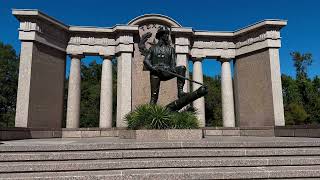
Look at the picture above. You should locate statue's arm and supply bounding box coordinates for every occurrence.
[143,50,155,72]
[138,32,152,56]
[171,47,176,68]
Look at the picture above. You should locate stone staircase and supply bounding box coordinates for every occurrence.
[1,137,320,179]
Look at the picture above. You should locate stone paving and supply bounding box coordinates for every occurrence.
[1,136,320,146]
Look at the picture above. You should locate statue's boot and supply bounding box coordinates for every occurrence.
[177,79,188,98]
[150,93,158,104]
[176,66,187,98]
[150,75,160,104]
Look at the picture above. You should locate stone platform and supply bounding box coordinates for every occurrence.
[1,136,320,179]
[1,125,320,141]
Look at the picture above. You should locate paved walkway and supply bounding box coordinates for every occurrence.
[1,136,320,147]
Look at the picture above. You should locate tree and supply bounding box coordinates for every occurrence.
[282,51,320,125]
[204,75,222,126]
[282,75,302,105]
[290,51,312,80]
[284,102,309,125]
[281,74,307,125]
[79,61,102,127]
[0,42,19,127]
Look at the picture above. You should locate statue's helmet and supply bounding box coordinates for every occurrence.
[155,26,170,39]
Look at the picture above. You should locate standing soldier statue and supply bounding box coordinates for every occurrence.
[143,27,187,104]
[139,26,208,111]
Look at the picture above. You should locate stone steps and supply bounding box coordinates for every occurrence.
[0,166,320,179]
[1,147,320,162]
[2,139,320,152]
[1,137,320,179]
[1,156,320,173]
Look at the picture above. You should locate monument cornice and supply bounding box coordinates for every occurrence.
[192,19,287,38]
[13,10,287,57]
[13,10,286,39]
[68,25,139,33]
[12,9,68,30]
[233,19,287,36]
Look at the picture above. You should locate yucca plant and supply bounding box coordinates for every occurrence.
[171,111,199,129]
[125,104,150,130]
[125,104,199,130]
[125,104,172,129]
[148,105,172,129]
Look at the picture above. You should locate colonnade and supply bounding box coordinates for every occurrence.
[65,54,236,128]
[66,55,115,128]
[192,58,235,127]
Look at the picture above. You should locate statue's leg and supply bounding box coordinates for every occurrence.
[150,75,161,104]
[175,66,187,98]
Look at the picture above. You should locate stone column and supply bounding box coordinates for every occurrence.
[175,37,191,93]
[177,54,190,93]
[116,52,132,128]
[15,41,34,127]
[115,34,134,128]
[66,54,83,128]
[99,56,113,128]
[220,58,235,127]
[192,57,205,127]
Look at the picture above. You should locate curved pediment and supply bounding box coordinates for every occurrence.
[128,14,181,27]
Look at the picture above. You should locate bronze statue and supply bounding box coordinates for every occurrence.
[139,26,208,111]
[143,27,187,104]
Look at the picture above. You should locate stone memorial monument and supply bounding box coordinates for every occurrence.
[12,10,287,129]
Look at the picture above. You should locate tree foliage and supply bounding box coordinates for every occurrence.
[0,42,18,128]
[290,51,312,80]
[282,51,320,125]
[79,61,102,127]
[203,75,222,126]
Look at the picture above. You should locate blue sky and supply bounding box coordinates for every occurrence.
[1,0,319,78]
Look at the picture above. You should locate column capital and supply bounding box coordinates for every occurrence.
[69,54,84,59]
[218,58,233,63]
[175,45,190,54]
[116,44,134,54]
[174,37,190,46]
[100,55,113,60]
[191,57,204,62]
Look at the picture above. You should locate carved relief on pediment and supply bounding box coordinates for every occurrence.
[235,30,280,48]
[68,37,115,46]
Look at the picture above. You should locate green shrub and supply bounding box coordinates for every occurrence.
[172,111,199,129]
[125,104,172,129]
[125,104,199,129]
